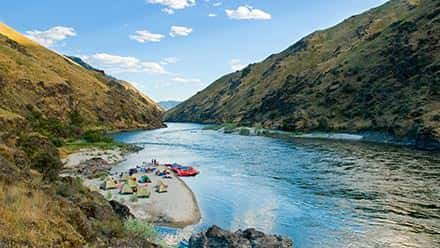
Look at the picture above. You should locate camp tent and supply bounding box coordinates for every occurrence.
[101,179,117,190]
[156,180,168,193]
[136,186,150,198]
[138,175,151,183]
[105,176,115,181]
[119,184,134,194]
[120,174,130,182]
[128,178,138,188]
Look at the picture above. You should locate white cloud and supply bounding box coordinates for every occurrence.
[129,30,165,43]
[226,6,272,20]
[147,0,196,10]
[161,8,175,14]
[82,53,167,74]
[213,2,222,7]
[141,62,168,74]
[161,57,180,65]
[208,13,217,17]
[26,26,76,47]
[171,77,202,83]
[230,59,246,71]
[170,26,193,37]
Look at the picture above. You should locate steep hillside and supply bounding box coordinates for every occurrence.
[0,23,164,246]
[165,0,440,149]
[0,23,164,133]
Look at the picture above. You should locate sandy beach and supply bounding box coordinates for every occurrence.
[63,149,201,228]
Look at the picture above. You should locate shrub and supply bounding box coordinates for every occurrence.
[124,219,158,243]
[129,195,138,202]
[82,130,114,143]
[18,133,62,181]
[105,191,112,200]
[238,128,250,136]
[50,137,64,147]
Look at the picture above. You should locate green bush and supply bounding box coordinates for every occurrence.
[129,195,138,202]
[124,219,158,243]
[18,133,63,181]
[238,128,250,136]
[223,123,237,133]
[50,137,64,147]
[82,130,114,143]
[105,191,113,200]
[202,125,222,130]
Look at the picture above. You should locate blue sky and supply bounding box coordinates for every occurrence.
[1,0,387,101]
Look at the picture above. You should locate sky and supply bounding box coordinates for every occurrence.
[1,0,388,102]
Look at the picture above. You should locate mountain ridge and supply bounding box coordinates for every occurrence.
[165,0,440,150]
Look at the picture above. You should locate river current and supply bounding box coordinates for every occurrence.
[113,122,440,248]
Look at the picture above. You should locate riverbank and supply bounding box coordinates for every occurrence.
[61,148,201,228]
[203,124,420,148]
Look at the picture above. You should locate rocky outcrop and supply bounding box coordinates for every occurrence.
[109,200,134,220]
[189,225,293,248]
[70,157,112,178]
[415,128,440,151]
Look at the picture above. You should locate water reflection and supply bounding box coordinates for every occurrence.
[113,123,440,248]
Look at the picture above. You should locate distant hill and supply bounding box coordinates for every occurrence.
[159,100,181,110]
[0,22,164,132]
[165,0,440,150]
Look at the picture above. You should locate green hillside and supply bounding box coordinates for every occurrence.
[165,0,440,150]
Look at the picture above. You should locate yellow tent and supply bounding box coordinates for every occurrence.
[128,178,138,188]
[136,186,150,198]
[120,174,130,182]
[156,180,168,193]
[105,176,115,181]
[119,183,133,194]
[101,179,117,190]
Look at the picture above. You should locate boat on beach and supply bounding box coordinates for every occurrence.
[167,163,200,177]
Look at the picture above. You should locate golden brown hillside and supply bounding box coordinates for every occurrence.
[0,22,164,132]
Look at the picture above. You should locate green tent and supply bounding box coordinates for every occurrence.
[119,183,133,194]
[136,186,150,198]
[139,175,151,183]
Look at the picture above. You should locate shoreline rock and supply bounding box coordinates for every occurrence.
[189,225,293,248]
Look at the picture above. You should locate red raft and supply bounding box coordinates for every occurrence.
[168,163,200,177]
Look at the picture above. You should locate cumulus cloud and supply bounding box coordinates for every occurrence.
[26,26,76,47]
[82,53,167,74]
[213,2,222,7]
[208,13,217,17]
[161,57,180,65]
[226,5,272,20]
[147,0,196,10]
[171,77,202,83]
[161,8,175,14]
[170,26,193,37]
[129,30,165,43]
[230,59,246,71]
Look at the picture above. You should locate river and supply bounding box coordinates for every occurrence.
[112,122,440,248]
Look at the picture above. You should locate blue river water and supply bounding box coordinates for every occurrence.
[113,122,440,248]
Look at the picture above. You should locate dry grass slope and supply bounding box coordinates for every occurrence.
[0,22,164,131]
